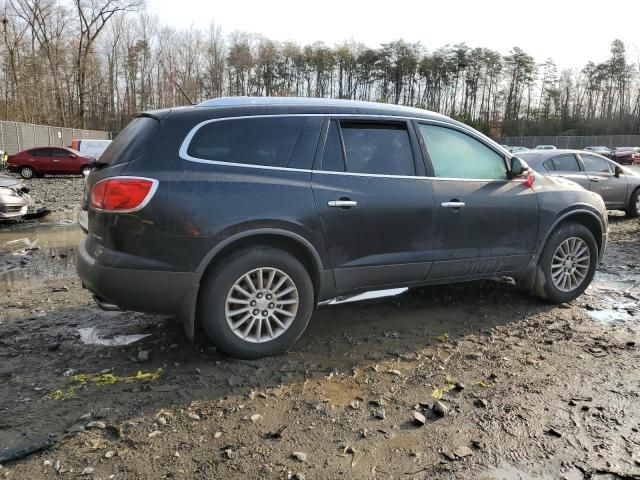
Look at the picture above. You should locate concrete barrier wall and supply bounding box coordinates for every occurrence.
[0,121,111,154]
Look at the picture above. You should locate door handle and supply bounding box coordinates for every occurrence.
[590,178,600,182]
[441,201,466,209]
[328,199,357,208]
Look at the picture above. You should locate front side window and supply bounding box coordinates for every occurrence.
[187,117,307,168]
[551,154,581,172]
[51,149,71,158]
[581,154,612,173]
[419,124,506,180]
[340,121,415,176]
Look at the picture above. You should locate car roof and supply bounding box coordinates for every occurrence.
[196,96,448,117]
[148,96,463,126]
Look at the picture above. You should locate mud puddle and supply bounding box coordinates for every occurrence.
[0,220,84,288]
[584,270,640,323]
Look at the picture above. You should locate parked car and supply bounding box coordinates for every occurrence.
[519,149,640,216]
[70,139,112,159]
[509,146,529,153]
[0,174,33,220]
[611,147,640,165]
[7,147,94,179]
[584,146,612,157]
[77,97,608,359]
[534,145,557,150]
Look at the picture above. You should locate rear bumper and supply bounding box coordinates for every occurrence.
[77,236,200,318]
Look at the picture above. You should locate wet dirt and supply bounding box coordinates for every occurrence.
[0,185,639,478]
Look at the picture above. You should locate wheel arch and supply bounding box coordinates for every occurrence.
[181,229,326,341]
[542,209,605,258]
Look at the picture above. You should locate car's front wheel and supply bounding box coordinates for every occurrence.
[534,222,598,303]
[199,246,314,359]
[20,166,35,179]
[625,187,640,218]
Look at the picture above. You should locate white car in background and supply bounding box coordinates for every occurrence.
[71,139,112,159]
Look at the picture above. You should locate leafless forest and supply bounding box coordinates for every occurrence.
[1,0,639,136]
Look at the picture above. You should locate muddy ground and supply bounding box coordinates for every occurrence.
[1,176,640,479]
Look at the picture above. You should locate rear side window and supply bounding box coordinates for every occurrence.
[340,121,414,176]
[551,154,581,172]
[30,149,50,157]
[543,159,556,171]
[99,116,159,166]
[419,124,506,180]
[187,117,307,168]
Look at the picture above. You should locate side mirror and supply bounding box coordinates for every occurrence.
[69,153,78,159]
[508,156,530,179]
[614,165,623,178]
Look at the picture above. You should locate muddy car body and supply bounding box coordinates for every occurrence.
[0,175,33,220]
[77,97,608,358]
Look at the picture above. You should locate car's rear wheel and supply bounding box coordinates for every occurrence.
[199,246,314,359]
[20,166,34,179]
[534,222,598,303]
[625,187,640,218]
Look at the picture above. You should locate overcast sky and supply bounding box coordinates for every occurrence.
[147,0,639,69]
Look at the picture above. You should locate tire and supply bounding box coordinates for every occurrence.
[533,222,598,303]
[198,246,314,359]
[625,187,640,218]
[20,166,35,179]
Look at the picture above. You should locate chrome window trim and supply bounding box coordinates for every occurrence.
[178,113,513,182]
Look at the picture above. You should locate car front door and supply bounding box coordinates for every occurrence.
[50,148,78,173]
[579,153,628,207]
[543,153,590,189]
[311,118,435,292]
[417,123,539,280]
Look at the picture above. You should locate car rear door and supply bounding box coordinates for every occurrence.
[579,153,627,207]
[27,148,50,173]
[311,118,435,292]
[416,122,539,280]
[544,153,590,189]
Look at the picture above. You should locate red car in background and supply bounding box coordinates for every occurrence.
[7,146,94,179]
[612,147,640,165]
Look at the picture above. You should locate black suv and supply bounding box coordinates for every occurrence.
[78,97,608,358]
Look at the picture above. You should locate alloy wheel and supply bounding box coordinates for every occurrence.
[225,267,299,343]
[550,237,590,292]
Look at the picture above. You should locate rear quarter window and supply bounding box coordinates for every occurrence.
[98,116,159,166]
[186,117,312,168]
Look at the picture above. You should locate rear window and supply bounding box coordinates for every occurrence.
[98,116,159,166]
[187,117,308,168]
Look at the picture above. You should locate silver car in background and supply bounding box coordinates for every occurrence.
[0,175,33,220]
[519,149,640,217]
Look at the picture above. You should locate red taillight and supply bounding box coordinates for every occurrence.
[91,177,157,212]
